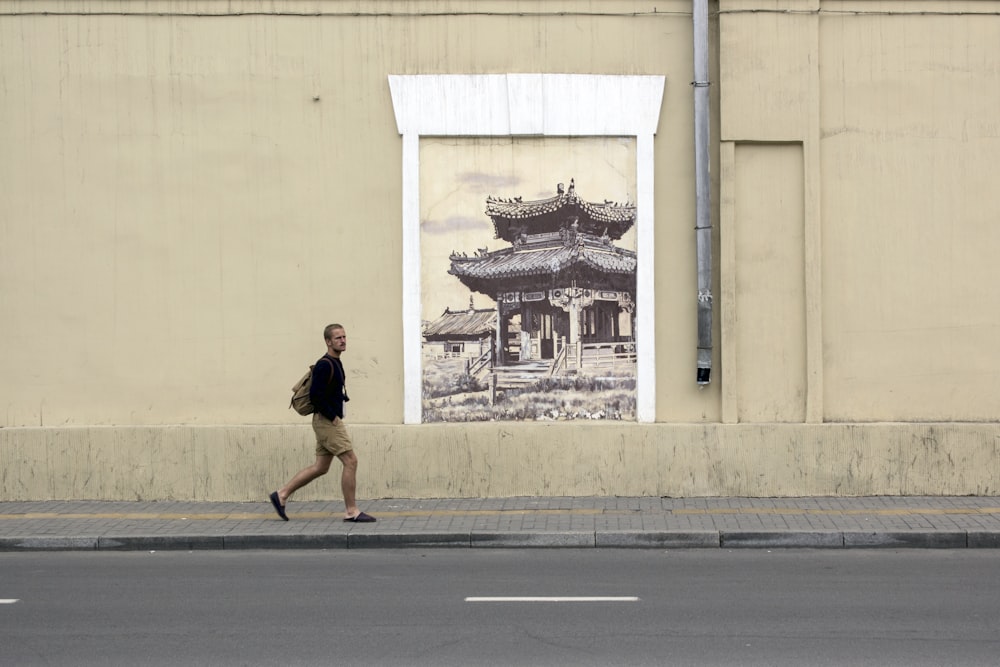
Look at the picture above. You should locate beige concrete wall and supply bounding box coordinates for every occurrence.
[720,0,1000,424]
[3,1,999,500]
[819,2,1000,420]
[731,143,808,422]
[0,0,704,428]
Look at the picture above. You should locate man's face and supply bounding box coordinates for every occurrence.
[328,328,347,352]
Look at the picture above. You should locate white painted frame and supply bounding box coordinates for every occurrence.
[389,74,666,424]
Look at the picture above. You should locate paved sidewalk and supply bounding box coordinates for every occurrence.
[2,496,1000,551]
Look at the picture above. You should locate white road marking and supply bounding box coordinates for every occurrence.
[0,599,19,604]
[465,596,639,603]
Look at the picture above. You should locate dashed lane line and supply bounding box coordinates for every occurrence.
[466,597,640,603]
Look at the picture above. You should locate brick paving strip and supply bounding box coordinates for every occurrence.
[3,506,1000,521]
[1,498,999,551]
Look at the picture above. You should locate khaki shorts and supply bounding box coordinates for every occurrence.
[312,413,354,457]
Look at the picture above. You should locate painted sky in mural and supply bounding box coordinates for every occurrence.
[421,137,636,315]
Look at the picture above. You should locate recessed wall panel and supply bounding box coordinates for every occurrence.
[735,143,807,423]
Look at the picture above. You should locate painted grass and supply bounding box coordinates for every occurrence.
[422,357,635,422]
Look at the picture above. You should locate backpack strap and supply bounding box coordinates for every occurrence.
[316,355,339,391]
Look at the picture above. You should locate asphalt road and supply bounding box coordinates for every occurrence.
[2,549,999,666]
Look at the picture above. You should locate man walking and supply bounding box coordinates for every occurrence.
[270,324,376,522]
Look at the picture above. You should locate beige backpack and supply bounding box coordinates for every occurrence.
[289,359,333,415]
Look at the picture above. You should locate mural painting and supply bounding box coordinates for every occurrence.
[421,137,637,422]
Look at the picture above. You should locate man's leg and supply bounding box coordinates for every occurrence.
[277,454,334,505]
[338,450,360,518]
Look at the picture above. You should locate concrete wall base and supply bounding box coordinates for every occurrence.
[2,423,998,501]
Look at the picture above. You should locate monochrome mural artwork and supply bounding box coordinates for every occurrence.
[421,137,637,422]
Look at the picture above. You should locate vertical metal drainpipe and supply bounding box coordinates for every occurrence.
[693,0,713,385]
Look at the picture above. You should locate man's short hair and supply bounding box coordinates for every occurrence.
[324,323,345,342]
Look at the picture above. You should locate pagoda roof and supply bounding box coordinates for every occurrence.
[449,236,636,295]
[423,307,496,339]
[486,179,635,241]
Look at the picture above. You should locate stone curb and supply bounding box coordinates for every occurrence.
[968,531,1000,548]
[721,531,845,549]
[471,531,596,548]
[596,531,720,548]
[842,531,969,549]
[99,535,227,551]
[3,530,1000,552]
[348,532,471,549]
[0,536,101,551]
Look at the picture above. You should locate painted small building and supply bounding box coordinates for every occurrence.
[422,303,495,361]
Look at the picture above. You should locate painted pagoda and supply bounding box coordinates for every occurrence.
[448,179,637,377]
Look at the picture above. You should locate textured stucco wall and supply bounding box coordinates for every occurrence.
[3,423,997,501]
[719,0,1000,422]
[2,1,999,500]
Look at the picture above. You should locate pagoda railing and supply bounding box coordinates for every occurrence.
[468,347,492,379]
[547,343,568,377]
[567,340,637,369]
